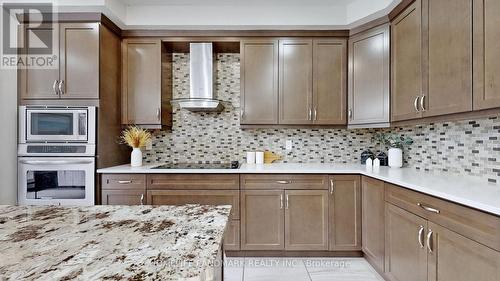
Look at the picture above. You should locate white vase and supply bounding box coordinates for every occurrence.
[131,147,143,167]
[388,147,403,168]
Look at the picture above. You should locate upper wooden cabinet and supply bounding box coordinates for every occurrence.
[473,0,500,110]
[348,24,390,127]
[329,175,361,251]
[279,39,314,125]
[20,23,99,100]
[391,0,424,122]
[122,39,172,128]
[240,40,279,124]
[241,38,347,126]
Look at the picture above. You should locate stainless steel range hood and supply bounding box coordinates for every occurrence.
[171,43,224,112]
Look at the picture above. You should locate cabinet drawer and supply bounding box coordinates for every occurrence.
[147,174,239,190]
[224,220,240,251]
[102,174,146,190]
[147,190,240,220]
[385,183,500,251]
[102,190,145,205]
[241,174,329,190]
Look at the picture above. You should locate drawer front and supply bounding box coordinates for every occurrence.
[147,190,240,220]
[224,220,240,251]
[147,174,239,190]
[385,183,500,251]
[241,174,329,190]
[102,174,146,190]
[102,190,145,205]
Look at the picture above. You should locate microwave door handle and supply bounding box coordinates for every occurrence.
[19,160,94,165]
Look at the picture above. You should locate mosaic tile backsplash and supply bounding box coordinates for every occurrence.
[144,53,500,183]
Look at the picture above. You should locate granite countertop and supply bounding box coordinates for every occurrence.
[0,204,231,281]
[97,163,500,216]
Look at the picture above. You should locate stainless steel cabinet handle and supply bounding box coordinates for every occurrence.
[53,80,59,95]
[118,180,132,184]
[157,108,161,121]
[418,225,425,248]
[140,194,144,205]
[276,180,290,184]
[58,80,64,95]
[417,203,440,214]
[420,95,426,111]
[348,109,353,120]
[414,96,420,112]
[280,194,283,209]
[240,109,244,119]
[314,107,317,121]
[308,108,312,121]
[330,179,334,195]
[427,229,433,253]
[285,194,289,209]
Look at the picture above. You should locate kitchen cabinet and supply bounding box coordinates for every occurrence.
[279,39,313,125]
[223,220,241,251]
[427,222,500,281]
[313,39,347,125]
[240,174,329,190]
[425,0,472,117]
[240,190,285,250]
[101,174,147,205]
[102,190,145,205]
[148,174,239,190]
[361,177,385,271]
[240,40,279,124]
[348,24,390,127]
[329,175,361,251]
[20,23,99,100]
[391,0,423,122]
[473,0,500,110]
[385,203,428,281]
[285,190,329,251]
[122,39,172,128]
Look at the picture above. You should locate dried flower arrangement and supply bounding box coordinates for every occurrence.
[120,126,151,149]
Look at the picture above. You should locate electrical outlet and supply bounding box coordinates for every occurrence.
[285,140,293,150]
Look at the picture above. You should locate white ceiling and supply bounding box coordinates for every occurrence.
[3,0,401,30]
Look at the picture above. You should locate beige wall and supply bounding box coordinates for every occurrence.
[0,67,18,204]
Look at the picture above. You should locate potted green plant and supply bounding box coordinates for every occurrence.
[373,133,413,168]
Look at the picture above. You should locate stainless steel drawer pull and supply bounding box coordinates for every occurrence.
[420,95,426,111]
[53,80,59,95]
[280,194,283,209]
[417,203,440,214]
[118,180,132,184]
[58,80,65,95]
[276,180,290,184]
[414,96,420,112]
[140,194,144,205]
[285,194,289,209]
[418,225,425,248]
[330,179,334,195]
[427,229,433,253]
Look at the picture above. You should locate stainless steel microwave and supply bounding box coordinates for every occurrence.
[19,106,96,144]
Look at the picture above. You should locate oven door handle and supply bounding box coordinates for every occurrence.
[19,160,94,165]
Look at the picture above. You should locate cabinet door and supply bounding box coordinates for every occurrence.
[313,39,347,125]
[122,39,162,125]
[240,40,279,124]
[427,222,500,281]
[279,39,313,124]
[361,177,385,270]
[391,0,423,121]
[102,190,145,205]
[147,190,240,220]
[59,23,99,99]
[348,24,390,126]
[473,0,500,110]
[329,175,361,251]
[19,23,60,100]
[385,204,428,281]
[241,190,284,250]
[223,220,241,251]
[285,190,329,251]
[424,0,473,117]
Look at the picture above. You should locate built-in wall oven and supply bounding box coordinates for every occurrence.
[18,106,97,206]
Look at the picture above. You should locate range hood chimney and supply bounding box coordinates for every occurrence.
[171,43,224,112]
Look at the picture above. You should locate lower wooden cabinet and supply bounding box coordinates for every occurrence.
[102,189,145,205]
[329,175,361,251]
[240,190,285,250]
[285,190,329,251]
[427,222,500,281]
[385,203,428,281]
[361,176,385,271]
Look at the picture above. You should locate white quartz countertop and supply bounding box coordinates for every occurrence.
[97,163,500,216]
[0,205,230,281]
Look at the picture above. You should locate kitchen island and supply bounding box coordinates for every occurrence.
[0,204,231,281]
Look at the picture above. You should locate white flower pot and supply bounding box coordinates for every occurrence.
[131,147,143,167]
[388,147,403,168]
